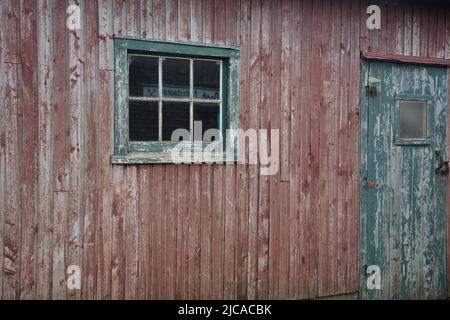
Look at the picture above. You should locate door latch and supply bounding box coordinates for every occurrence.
[435,150,449,176]
[365,85,378,97]
[364,179,379,190]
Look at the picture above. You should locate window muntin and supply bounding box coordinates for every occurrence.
[128,54,223,143]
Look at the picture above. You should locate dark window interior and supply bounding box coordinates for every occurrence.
[129,101,159,141]
[129,56,159,97]
[162,102,190,141]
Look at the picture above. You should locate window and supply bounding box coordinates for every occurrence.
[394,95,433,146]
[112,38,240,164]
[399,100,427,139]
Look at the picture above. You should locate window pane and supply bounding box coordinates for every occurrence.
[129,56,159,97]
[194,103,220,141]
[399,100,427,139]
[162,102,190,141]
[129,101,159,141]
[194,60,220,100]
[162,58,190,98]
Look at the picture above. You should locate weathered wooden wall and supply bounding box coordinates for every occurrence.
[0,0,449,300]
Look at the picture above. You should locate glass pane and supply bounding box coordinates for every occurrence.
[399,100,427,139]
[129,56,159,97]
[162,58,190,98]
[194,60,221,100]
[194,103,220,141]
[162,102,190,141]
[129,101,159,141]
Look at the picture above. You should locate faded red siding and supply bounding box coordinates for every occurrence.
[0,0,450,300]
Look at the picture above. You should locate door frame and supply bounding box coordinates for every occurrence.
[358,56,449,299]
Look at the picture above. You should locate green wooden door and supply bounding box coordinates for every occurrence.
[359,61,448,299]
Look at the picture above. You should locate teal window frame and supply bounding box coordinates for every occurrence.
[394,94,434,146]
[111,37,240,164]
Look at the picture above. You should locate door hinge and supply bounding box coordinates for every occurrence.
[365,74,381,97]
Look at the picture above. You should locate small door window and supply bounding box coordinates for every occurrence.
[399,100,427,139]
[394,95,433,146]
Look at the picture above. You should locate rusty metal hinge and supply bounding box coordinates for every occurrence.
[365,74,381,97]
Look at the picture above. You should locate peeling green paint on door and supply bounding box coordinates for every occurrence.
[359,61,448,299]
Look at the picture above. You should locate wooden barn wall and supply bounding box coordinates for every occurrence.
[0,0,450,300]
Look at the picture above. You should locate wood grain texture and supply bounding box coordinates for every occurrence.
[0,0,449,300]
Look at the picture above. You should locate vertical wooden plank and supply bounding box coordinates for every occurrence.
[420,6,430,57]
[36,0,54,300]
[19,0,39,300]
[288,0,302,299]
[111,166,125,299]
[395,4,404,55]
[279,0,291,182]
[124,167,139,299]
[191,0,203,43]
[378,1,388,53]
[188,166,201,299]
[268,0,281,299]
[336,0,350,295]
[163,165,177,299]
[96,72,114,302]
[403,4,412,56]
[277,0,292,299]
[51,0,69,300]
[210,164,224,299]
[386,1,396,54]
[152,0,165,39]
[213,0,225,44]
[428,7,438,58]
[139,0,153,38]
[175,166,189,299]
[166,0,178,41]
[412,5,421,56]
[52,192,68,299]
[307,0,322,298]
[52,0,69,193]
[96,0,114,299]
[199,165,212,299]
[226,0,238,46]
[256,0,270,300]
[179,0,190,41]
[2,62,20,300]
[0,0,20,63]
[203,0,213,43]
[436,8,446,59]
[346,0,361,294]
[318,0,331,297]
[298,0,312,299]
[237,0,251,300]
[359,0,369,54]
[82,0,99,300]
[327,0,341,296]
[137,166,151,299]
[99,0,114,71]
